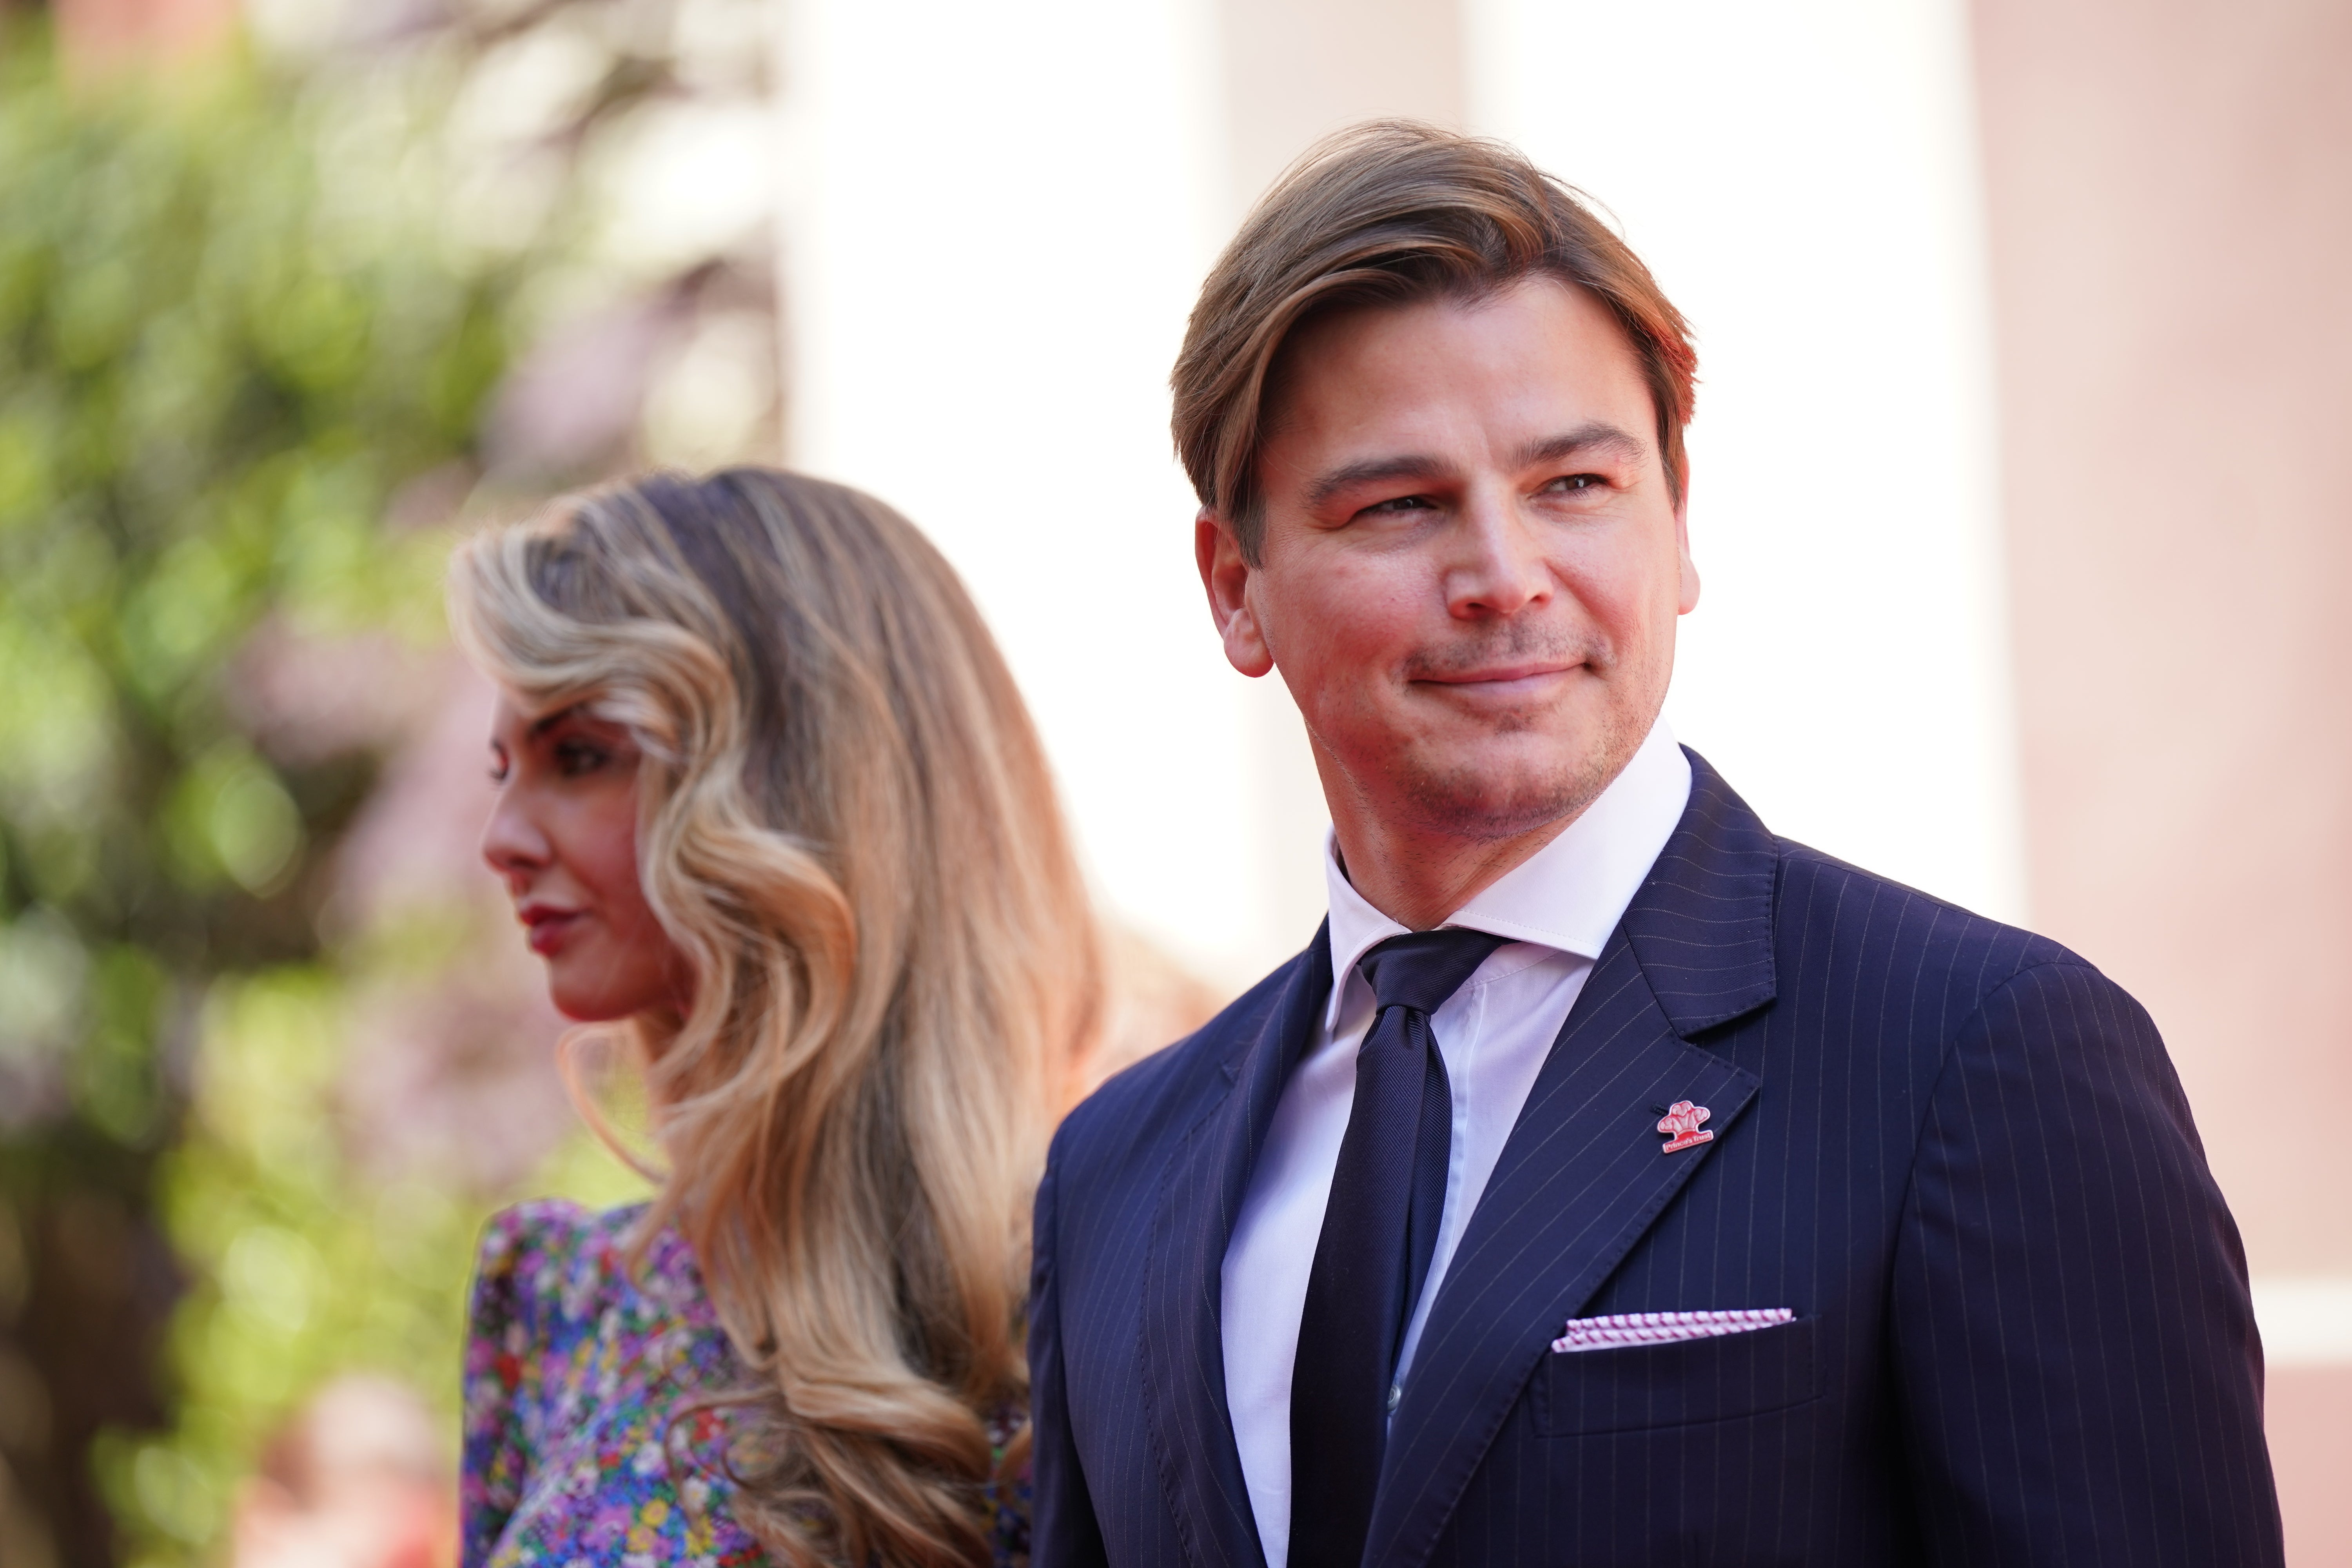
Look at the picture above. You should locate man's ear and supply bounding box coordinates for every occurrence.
[1673,470,1701,615]
[1195,506,1275,677]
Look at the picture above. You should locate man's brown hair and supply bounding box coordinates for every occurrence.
[1172,120,1698,561]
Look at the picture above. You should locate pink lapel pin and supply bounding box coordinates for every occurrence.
[1657,1100,1714,1154]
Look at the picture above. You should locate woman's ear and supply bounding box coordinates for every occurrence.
[1195,506,1274,677]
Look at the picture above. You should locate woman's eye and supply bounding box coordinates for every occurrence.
[554,741,608,777]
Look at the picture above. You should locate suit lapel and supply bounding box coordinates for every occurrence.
[1139,927,1334,1568]
[1364,753,1781,1568]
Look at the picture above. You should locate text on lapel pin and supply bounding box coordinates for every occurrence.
[1657,1100,1714,1154]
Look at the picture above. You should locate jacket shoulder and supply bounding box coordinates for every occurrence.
[1054,949,1308,1179]
[1770,836,2107,1013]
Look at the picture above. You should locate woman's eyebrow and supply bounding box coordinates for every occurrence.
[527,704,583,739]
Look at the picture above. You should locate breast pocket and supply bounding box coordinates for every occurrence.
[1532,1314,1822,1437]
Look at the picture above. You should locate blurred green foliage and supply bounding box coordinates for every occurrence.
[0,49,507,989]
[0,0,772,1555]
[0,24,632,1568]
[96,969,646,1564]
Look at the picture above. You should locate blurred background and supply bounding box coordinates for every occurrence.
[0,0,2342,1563]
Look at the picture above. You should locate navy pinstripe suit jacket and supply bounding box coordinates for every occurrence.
[1029,753,2282,1566]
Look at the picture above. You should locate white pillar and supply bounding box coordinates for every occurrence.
[774,0,1312,985]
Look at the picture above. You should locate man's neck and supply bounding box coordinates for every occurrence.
[1327,808,1582,931]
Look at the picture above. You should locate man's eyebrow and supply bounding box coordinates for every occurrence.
[1515,422,1648,470]
[1301,422,1651,511]
[1303,454,1456,511]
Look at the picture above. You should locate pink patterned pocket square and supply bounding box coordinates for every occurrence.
[1550,1307,1795,1354]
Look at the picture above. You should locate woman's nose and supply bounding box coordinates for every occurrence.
[479,788,551,884]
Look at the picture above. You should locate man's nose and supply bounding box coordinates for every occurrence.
[1444,492,1553,619]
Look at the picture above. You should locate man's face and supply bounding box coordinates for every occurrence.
[1201,275,1698,845]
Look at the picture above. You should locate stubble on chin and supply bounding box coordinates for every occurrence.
[1389,626,1650,842]
[1396,703,1639,843]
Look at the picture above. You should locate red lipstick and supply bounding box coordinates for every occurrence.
[518,903,584,956]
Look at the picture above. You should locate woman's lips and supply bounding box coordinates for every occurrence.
[521,909,584,955]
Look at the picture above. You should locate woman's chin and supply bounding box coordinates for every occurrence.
[545,958,675,1024]
[551,993,644,1025]
[523,903,692,1025]
[544,967,630,1024]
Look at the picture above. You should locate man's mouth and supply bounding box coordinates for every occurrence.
[1413,659,1581,696]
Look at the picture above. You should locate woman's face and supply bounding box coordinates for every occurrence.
[479,692,689,1022]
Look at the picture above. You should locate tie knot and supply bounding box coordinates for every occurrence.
[1356,927,1509,1017]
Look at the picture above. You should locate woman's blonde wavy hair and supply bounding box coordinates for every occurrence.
[447,467,1102,1567]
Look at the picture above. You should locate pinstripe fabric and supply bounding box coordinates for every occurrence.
[1030,753,2281,1568]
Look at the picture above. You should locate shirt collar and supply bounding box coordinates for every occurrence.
[1320,717,1695,1032]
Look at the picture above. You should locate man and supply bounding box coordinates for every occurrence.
[1029,122,2279,1566]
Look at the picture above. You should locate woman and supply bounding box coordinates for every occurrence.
[450,468,1101,1568]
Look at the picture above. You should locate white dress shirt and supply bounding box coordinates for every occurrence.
[1218,720,1693,1566]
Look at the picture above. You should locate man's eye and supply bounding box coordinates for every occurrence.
[1361,494,1436,517]
[1546,474,1604,493]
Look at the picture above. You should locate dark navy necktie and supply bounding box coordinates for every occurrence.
[1288,927,1507,1568]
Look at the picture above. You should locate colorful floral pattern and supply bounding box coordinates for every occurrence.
[462,1199,1031,1568]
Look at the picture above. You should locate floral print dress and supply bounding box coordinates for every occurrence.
[461,1200,1030,1568]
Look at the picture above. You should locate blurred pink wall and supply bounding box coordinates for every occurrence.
[1969,0,2352,1558]
[52,0,235,71]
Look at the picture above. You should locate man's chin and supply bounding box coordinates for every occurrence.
[1379,716,1643,839]
[1394,762,1615,842]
